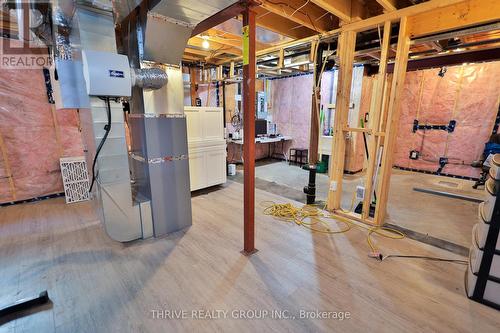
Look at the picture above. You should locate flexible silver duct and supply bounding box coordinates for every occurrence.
[53,0,76,60]
[132,67,168,90]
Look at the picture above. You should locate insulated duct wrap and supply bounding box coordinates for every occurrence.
[53,0,76,60]
[132,68,168,90]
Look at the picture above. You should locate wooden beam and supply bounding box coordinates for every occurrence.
[191,0,251,37]
[242,7,257,255]
[375,0,397,12]
[327,29,356,210]
[340,0,465,32]
[252,6,317,39]
[374,17,411,225]
[260,0,334,33]
[407,0,500,38]
[362,20,391,220]
[310,0,352,22]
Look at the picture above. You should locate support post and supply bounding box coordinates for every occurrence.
[362,21,391,220]
[374,17,411,225]
[242,6,257,255]
[327,30,357,211]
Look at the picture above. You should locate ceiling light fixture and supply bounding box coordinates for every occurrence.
[201,35,210,49]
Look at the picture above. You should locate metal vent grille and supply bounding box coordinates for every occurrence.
[60,157,90,204]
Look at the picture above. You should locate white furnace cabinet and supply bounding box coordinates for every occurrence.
[185,106,227,191]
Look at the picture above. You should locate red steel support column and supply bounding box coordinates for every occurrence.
[242,7,257,255]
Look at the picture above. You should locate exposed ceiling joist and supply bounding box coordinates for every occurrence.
[375,0,397,12]
[259,0,335,33]
[188,36,242,56]
[310,0,352,22]
[251,6,318,39]
[203,28,270,51]
[184,47,212,57]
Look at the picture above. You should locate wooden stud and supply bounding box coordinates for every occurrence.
[189,67,197,106]
[327,30,356,211]
[0,129,16,201]
[277,48,285,69]
[51,106,64,157]
[361,21,391,220]
[309,39,319,63]
[374,17,411,225]
[229,62,235,78]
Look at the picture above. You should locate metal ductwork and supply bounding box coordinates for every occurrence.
[53,0,76,60]
[110,0,242,239]
[132,67,168,90]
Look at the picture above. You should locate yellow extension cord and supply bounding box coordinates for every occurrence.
[260,201,405,257]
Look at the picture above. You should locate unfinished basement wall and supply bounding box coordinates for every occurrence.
[393,61,500,179]
[0,39,85,204]
[268,67,366,171]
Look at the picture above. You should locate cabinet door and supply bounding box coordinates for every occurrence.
[206,148,226,187]
[188,151,206,191]
[203,108,224,142]
[185,108,203,145]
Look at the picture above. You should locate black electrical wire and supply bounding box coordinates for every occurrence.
[89,97,111,193]
[381,254,468,265]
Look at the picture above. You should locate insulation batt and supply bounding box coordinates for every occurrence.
[0,38,84,203]
[394,62,500,178]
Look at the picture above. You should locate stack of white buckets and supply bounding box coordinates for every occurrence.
[466,154,500,305]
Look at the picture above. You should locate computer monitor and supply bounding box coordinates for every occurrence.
[255,119,267,137]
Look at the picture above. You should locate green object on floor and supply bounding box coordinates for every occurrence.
[316,160,327,173]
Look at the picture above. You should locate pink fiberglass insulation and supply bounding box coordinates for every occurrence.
[270,74,314,151]
[0,54,84,203]
[394,62,500,178]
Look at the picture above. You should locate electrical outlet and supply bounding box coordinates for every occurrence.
[356,186,365,200]
[409,150,420,160]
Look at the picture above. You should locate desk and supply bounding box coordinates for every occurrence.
[227,136,292,163]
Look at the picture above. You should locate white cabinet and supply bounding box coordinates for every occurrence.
[185,107,226,191]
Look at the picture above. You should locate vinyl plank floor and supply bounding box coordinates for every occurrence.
[0,181,498,333]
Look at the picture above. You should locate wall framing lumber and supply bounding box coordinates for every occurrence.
[361,20,391,221]
[373,17,411,225]
[327,29,357,210]
[0,129,16,201]
[340,0,465,32]
[407,0,500,38]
